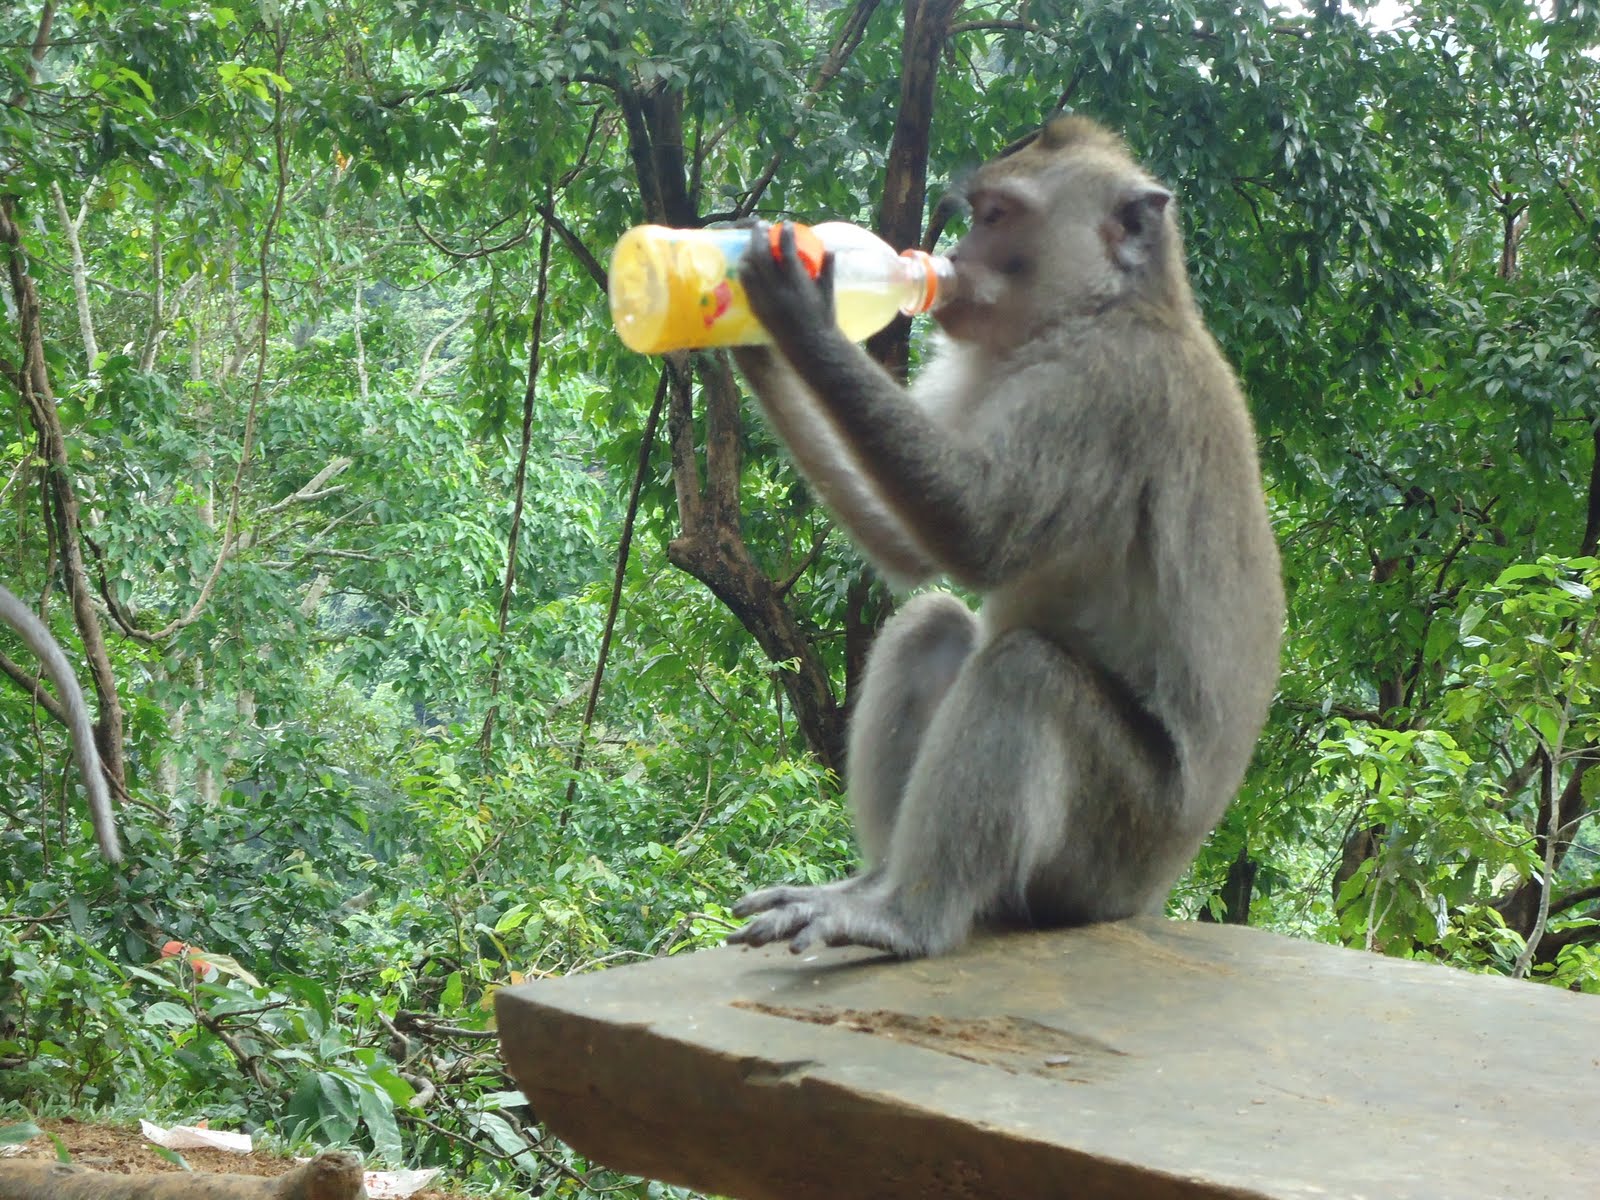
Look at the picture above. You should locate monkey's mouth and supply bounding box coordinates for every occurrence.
[940,263,1002,311]
[928,270,998,337]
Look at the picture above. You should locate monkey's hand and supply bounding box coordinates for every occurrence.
[728,878,934,958]
[738,222,839,352]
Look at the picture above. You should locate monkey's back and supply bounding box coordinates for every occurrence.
[961,317,1283,829]
[1155,329,1283,816]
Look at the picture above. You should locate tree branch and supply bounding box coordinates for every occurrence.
[260,458,353,515]
[558,366,671,822]
[1580,421,1599,558]
[0,647,69,724]
[1550,882,1600,919]
[736,0,882,217]
[482,213,556,757]
[411,314,469,400]
[50,181,98,364]
[135,42,292,643]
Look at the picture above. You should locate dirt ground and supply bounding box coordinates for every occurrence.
[3,1118,475,1198]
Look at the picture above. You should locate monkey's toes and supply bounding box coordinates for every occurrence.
[727,902,818,949]
[731,884,811,917]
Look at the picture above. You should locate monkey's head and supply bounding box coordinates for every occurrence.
[936,116,1190,349]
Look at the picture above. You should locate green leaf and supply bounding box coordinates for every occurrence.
[493,902,532,934]
[150,1147,191,1171]
[316,1073,359,1141]
[197,952,262,988]
[357,1082,403,1165]
[1493,564,1549,587]
[144,1002,196,1029]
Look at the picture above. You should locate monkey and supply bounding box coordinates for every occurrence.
[0,583,121,862]
[725,115,1283,958]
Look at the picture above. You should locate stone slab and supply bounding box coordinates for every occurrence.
[495,918,1600,1199]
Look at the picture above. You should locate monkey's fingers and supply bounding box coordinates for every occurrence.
[777,226,835,315]
[776,220,798,263]
[764,223,818,285]
[738,221,807,276]
[813,247,836,313]
[743,221,772,269]
[787,916,839,955]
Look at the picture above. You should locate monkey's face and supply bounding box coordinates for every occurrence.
[936,134,1179,349]
[934,175,1048,348]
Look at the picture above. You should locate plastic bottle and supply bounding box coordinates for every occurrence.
[608,221,955,355]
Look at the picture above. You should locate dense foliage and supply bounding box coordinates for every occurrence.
[2,0,1597,1193]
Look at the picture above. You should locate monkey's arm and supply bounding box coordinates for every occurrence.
[0,584,121,862]
[731,345,938,588]
[737,226,1054,585]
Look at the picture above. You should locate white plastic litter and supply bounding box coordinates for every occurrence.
[294,1158,441,1197]
[139,1120,253,1153]
[363,1167,440,1197]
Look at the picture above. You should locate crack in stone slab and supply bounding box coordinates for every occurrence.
[732,1002,1128,1082]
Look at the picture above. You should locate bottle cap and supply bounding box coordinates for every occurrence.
[768,222,827,279]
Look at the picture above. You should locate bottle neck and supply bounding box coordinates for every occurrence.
[897,250,956,316]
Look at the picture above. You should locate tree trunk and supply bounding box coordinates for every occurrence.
[610,10,958,770]
[1198,845,1258,925]
[0,198,129,800]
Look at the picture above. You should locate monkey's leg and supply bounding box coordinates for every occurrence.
[732,629,1178,957]
[846,591,976,863]
[729,594,974,946]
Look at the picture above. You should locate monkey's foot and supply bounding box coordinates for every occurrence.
[728,883,932,958]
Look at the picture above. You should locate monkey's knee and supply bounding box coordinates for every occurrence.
[863,592,977,692]
[985,630,1178,776]
[968,631,1189,920]
[847,592,977,862]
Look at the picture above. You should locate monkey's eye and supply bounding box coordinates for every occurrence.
[971,195,1009,228]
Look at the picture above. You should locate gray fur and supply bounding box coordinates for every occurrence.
[728,117,1282,957]
[0,583,121,861]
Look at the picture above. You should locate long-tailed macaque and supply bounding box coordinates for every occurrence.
[0,583,121,861]
[726,116,1282,958]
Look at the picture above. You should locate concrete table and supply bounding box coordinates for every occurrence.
[495,918,1600,1199]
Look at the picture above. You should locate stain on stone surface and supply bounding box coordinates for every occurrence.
[731,1002,1127,1082]
[743,1058,819,1086]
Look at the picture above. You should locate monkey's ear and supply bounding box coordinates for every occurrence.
[1104,185,1172,272]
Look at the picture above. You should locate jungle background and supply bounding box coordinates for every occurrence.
[2,0,1598,1193]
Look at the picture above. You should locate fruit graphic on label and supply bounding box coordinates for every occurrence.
[703,279,733,328]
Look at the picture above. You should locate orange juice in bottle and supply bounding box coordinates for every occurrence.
[608,222,953,355]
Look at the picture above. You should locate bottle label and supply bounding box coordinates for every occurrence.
[611,227,764,353]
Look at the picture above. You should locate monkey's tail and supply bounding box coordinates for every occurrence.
[0,583,122,862]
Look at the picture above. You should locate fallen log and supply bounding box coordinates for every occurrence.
[0,1151,366,1200]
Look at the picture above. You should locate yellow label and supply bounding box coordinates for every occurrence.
[608,223,911,353]
[659,236,763,350]
[611,226,767,353]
